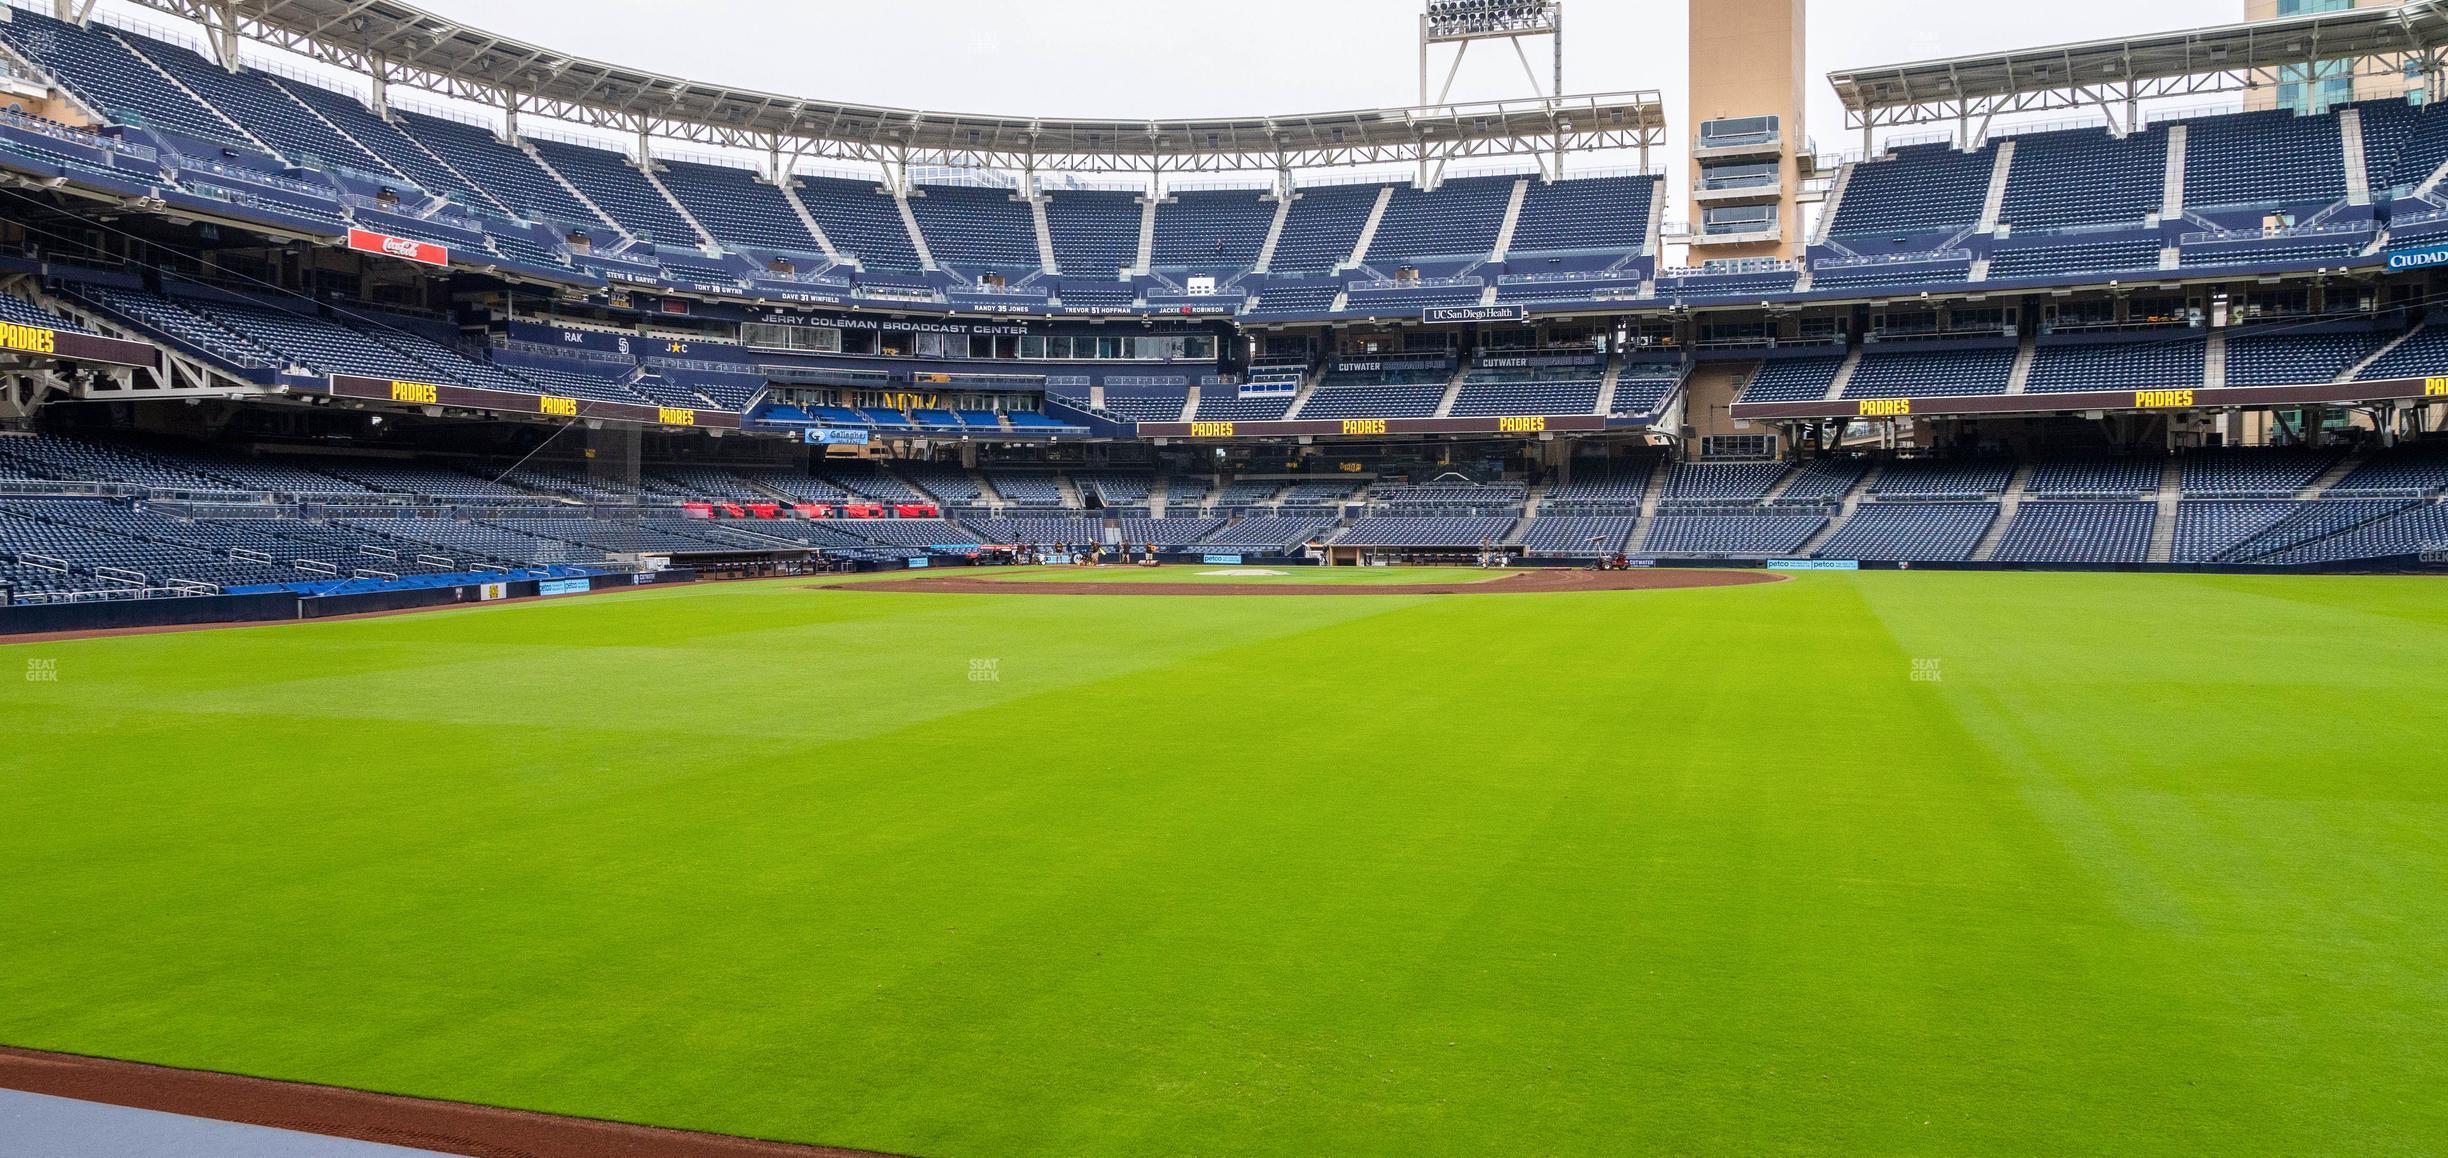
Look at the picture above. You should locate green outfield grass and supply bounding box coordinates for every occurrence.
[950,564,1511,585]
[3,570,2444,1156]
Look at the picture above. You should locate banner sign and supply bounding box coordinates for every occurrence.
[1769,560,1860,571]
[805,427,873,446]
[538,578,591,596]
[0,321,159,369]
[1202,554,1246,566]
[2385,242,2448,273]
[346,227,448,267]
[0,321,57,355]
[324,374,738,431]
[1424,305,1528,324]
[1149,413,1613,439]
[1732,374,2448,422]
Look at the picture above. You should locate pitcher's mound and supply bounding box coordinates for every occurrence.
[820,569,1782,597]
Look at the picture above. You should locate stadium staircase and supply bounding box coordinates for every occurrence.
[1795,461,1885,557]
[639,160,724,250]
[2300,452,2366,499]
[894,187,939,270]
[521,139,627,240]
[1624,454,1676,551]
[1132,193,1159,275]
[1030,193,1060,273]
[1281,367,1324,418]
[2342,324,2423,380]
[1970,465,2033,561]
[1345,185,1396,269]
[778,183,846,262]
[1823,347,1865,401]
[1758,465,1806,505]
[1811,163,1855,248]
[1174,388,1199,422]
[111,29,273,155]
[2005,336,2037,395]
[284,88,415,188]
[1593,352,1624,416]
[2219,496,2418,563]
[2417,155,2448,200]
[2340,108,2371,206]
[1488,177,1529,262]
[2148,459,2184,563]
[1253,192,1294,273]
[973,471,1009,510]
[2202,331,2228,390]
[2161,123,2189,218]
[1431,364,1469,417]
[1977,140,2016,233]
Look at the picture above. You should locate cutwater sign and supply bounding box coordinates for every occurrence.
[2386,242,2448,272]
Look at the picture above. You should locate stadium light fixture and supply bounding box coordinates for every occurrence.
[1417,1,1566,184]
[1423,1,1561,44]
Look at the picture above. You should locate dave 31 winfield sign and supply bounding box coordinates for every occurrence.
[346,228,449,267]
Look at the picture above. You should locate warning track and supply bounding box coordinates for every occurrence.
[0,1044,909,1158]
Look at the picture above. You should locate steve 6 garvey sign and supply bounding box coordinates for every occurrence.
[347,228,449,267]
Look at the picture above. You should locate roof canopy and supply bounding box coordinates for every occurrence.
[117,0,1664,172]
[1830,1,2448,128]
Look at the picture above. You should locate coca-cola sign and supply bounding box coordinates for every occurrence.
[346,228,448,267]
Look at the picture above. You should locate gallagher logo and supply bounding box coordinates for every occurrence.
[347,228,449,267]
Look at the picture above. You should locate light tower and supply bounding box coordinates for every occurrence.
[1419,1,1566,184]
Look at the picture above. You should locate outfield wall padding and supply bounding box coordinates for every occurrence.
[298,583,519,620]
[0,592,299,636]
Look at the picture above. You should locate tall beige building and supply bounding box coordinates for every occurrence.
[1685,0,1807,263]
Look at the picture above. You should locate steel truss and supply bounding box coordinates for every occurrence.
[105,0,1660,179]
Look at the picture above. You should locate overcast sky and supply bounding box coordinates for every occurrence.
[394,0,2241,140]
[97,0,2248,200]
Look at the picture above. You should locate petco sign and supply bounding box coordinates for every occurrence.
[347,228,449,267]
